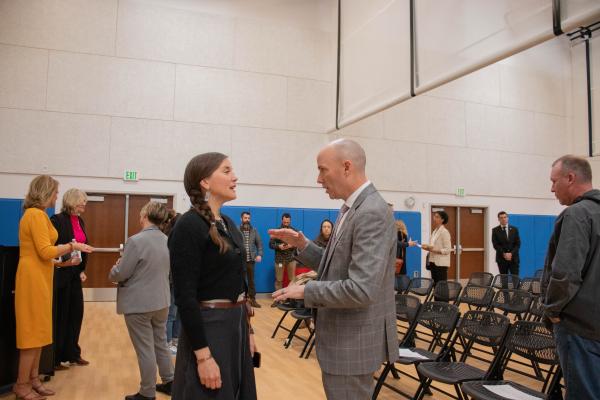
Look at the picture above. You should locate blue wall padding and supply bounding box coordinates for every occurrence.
[223,205,421,292]
[0,196,555,291]
[507,214,556,278]
[0,198,54,246]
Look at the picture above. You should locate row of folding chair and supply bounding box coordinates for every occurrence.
[377,295,562,400]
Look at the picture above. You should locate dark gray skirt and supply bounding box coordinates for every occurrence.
[172,306,257,400]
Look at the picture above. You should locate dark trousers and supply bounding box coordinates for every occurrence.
[498,261,519,276]
[554,323,600,399]
[245,261,256,299]
[53,267,84,364]
[428,263,448,302]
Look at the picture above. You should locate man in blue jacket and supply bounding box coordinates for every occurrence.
[542,154,600,400]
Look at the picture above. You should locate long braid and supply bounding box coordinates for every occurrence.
[189,187,229,254]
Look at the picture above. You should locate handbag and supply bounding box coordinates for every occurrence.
[395,258,404,274]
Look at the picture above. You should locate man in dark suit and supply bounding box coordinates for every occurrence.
[492,211,520,275]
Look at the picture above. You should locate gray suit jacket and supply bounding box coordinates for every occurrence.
[109,227,171,315]
[297,184,398,375]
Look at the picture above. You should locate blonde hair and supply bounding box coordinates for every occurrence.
[23,175,59,210]
[61,188,88,214]
[395,219,408,236]
[141,201,169,226]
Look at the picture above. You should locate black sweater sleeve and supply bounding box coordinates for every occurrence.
[169,213,209,350]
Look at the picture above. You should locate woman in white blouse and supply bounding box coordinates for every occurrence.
[420,210,452,285]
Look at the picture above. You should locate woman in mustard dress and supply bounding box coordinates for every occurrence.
[14,175,93,400]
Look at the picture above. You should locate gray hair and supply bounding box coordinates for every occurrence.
[552,154,592,183]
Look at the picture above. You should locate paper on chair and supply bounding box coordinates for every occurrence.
[482,384,543,400]
[398,348,429,360]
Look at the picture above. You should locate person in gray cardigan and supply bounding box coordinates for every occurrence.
[109,201,174,400]
[239,211,263,307]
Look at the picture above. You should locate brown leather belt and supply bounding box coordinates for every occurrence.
[199,299,247,309]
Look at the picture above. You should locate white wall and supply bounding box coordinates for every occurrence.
[335,37,573,275]
[568,35,600,187]
[0,1,582,276]
[0,0,337,194]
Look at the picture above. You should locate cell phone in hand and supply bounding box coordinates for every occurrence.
[252,351,261,368]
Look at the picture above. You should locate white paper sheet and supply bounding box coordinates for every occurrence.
[398,348,429,360]
[482,384,543,400]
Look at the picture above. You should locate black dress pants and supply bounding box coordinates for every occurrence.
[53,267,84,364]
[428,263,448,302]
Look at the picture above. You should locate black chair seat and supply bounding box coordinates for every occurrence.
[291,308,312,320]
[397,347,436,364]
[417,362,486,384]
[461,380,546,400]
[276,301,301,312]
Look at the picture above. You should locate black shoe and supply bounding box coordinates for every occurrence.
[156,380,173,396]
[249,298,261,308]
[125,393,155,400]
[270,301,278,308]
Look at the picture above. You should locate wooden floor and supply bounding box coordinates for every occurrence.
[1,298,552,400]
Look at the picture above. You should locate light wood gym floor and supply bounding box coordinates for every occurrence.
[1,297,552,400]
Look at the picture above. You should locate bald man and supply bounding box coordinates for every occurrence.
[270,139,397,399]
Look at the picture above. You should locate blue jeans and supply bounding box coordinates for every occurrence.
[554,323,600,399]
[166,290,180,343]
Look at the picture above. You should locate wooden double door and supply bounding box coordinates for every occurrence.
[82,193,173,289]
[430,205,486,280]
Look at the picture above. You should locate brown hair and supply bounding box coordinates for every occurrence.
[141,201,169,226]
[160,209,181,236]
[61,188,87,214]
[184,152,229,253]
[23,175,59,210]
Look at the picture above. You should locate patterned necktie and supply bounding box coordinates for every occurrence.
[331,204,350,241]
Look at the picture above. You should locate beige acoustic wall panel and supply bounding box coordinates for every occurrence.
[108,118,232,181]
[0,44,48,110]
[0,0,117,56]
[0,109,111,176]
[116,0,235,68]
[46,52,175,120]
[415,0,553,91]
[338,0,412,127]
[230,127,327,187]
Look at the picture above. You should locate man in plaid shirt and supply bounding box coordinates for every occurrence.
[269,213,297,306]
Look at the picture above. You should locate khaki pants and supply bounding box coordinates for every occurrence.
[274,260,296,290]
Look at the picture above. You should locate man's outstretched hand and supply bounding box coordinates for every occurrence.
[268,228,308,251]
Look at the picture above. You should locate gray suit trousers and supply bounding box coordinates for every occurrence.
[322,372,373,400]
[124,307,174,397]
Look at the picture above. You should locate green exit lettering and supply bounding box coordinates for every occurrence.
[124,170,139,182]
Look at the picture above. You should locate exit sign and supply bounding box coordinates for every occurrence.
[456,187,465,197]
[124,170,139,182]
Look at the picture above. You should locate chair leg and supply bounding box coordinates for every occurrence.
[415,378,432,400]
[371,363,391,400]
[455,383,466,400]
[305,338,316,359]
[300,330,315,358]
[271,310,289,338]
[390,364,400,379]
[284,319,303,348]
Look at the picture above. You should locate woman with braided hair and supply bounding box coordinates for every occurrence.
[169,152,257,400]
